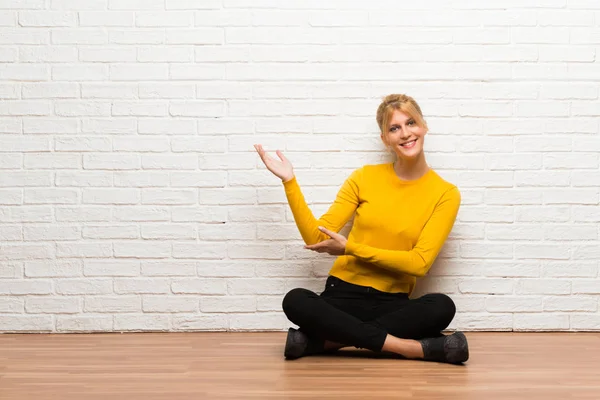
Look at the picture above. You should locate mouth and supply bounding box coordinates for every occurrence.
[400,139,417,148]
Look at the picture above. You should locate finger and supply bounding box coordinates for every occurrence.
[254,144,266,160]
[256,145,276,165]
[305,242,325,251]
[318,226,335,237]
[275,150,288,163]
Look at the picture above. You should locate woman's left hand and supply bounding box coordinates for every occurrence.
[304,226,347,256]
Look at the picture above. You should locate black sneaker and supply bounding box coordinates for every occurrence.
[284,328,324,360]
[420,331,469,364]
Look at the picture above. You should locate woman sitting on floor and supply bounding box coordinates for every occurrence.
[254,94,468,364]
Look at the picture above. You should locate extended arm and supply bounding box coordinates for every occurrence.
[283,168,361,245]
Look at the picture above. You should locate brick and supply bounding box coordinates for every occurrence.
[20,46,76,62]
[172,314,227,331]
[454,313,513,331]
[81,83,137,98]
[0,297,24,313]
[227,278,285,295]
[26,297,80,314]
[486,296,542,312]
[514,314,569,331]
[112,101,168,117]
[0,316,53,332]
[113,242,171,259]
[54,100,111,115]
[0,225,22,240]
[143,296,198,312]
[172,242,227,259]
[136,12,193,27]
[79,12,133,26]
[55,138,112,152]
[141,154,197,170]
[171,172,226,187]
[171,137,227,152]
[84,260,140,277]
[19,11,75,27]
[114,172,170,187]
[83,188,140,205]
[0,280,53,295]
[142,261,196,277]
[141,189,196,205]
[110,64,169,81]
[229,313,286,331]
[141,224,196,240]
[84,296,141,313]
[55,279,112,295]
[24,260,81,278]
[0,244,54,260]
[0,189,22,205]
[56,207,111,222]
[171,278,226,294]
[82,118,136,134]
[114,278,170,294]
[24,225,81,241]
[56,242,112,258]
[83,154,140,170]
[56,172,112,187]
[56,316,112,332]
[139,83,195,99]
[109,30,165,44]
[197,261,255,278]
[25,153,81,169]
[544,296,597,312]
[139,118,196,134]
[197,223,256,241]
[113,206,169,222]
[114,138,170,153]
[79,47,136,62]
[109,0,164,10]
[3,206,53,222]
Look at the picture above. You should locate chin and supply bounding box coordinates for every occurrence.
[394,147,423,160]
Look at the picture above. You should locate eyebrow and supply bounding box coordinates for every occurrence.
[389,119,415,126]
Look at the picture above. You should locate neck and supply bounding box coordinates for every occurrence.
[393,153,429,181]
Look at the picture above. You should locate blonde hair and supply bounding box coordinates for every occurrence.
[376,94,428,136]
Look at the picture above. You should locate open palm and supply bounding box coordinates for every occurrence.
[254,144,294,182]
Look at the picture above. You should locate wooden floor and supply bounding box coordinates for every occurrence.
[0,332,599,399]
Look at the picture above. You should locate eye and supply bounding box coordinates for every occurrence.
[407,120,415,126]
[389,126,398,132]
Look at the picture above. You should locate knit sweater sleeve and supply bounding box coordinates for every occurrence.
[282,168,362,245]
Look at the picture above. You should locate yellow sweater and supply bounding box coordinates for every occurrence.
[283,163,461,294]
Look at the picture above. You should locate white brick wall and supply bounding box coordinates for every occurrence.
[0,0,599,333]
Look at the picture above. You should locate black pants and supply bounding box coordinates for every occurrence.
[282,276,456,352]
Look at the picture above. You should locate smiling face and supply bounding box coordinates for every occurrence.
[381,109,428,161]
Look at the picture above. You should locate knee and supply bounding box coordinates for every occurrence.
[281,288,311,317]
[437,293,456,325]
[429,293,456,325]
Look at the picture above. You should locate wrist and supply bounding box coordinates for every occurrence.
[344,238,352,255]
[282,174,295,183]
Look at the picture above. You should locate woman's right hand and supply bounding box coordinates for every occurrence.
[254,144,294,182]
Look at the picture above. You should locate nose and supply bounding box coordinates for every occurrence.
[399,127,411,139]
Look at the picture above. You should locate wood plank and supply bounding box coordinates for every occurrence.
[0,332,599,399]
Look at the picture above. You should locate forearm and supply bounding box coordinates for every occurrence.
[345,240,430,277]
[283,177,330,244]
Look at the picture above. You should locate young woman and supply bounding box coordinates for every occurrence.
[254,94,468,364]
